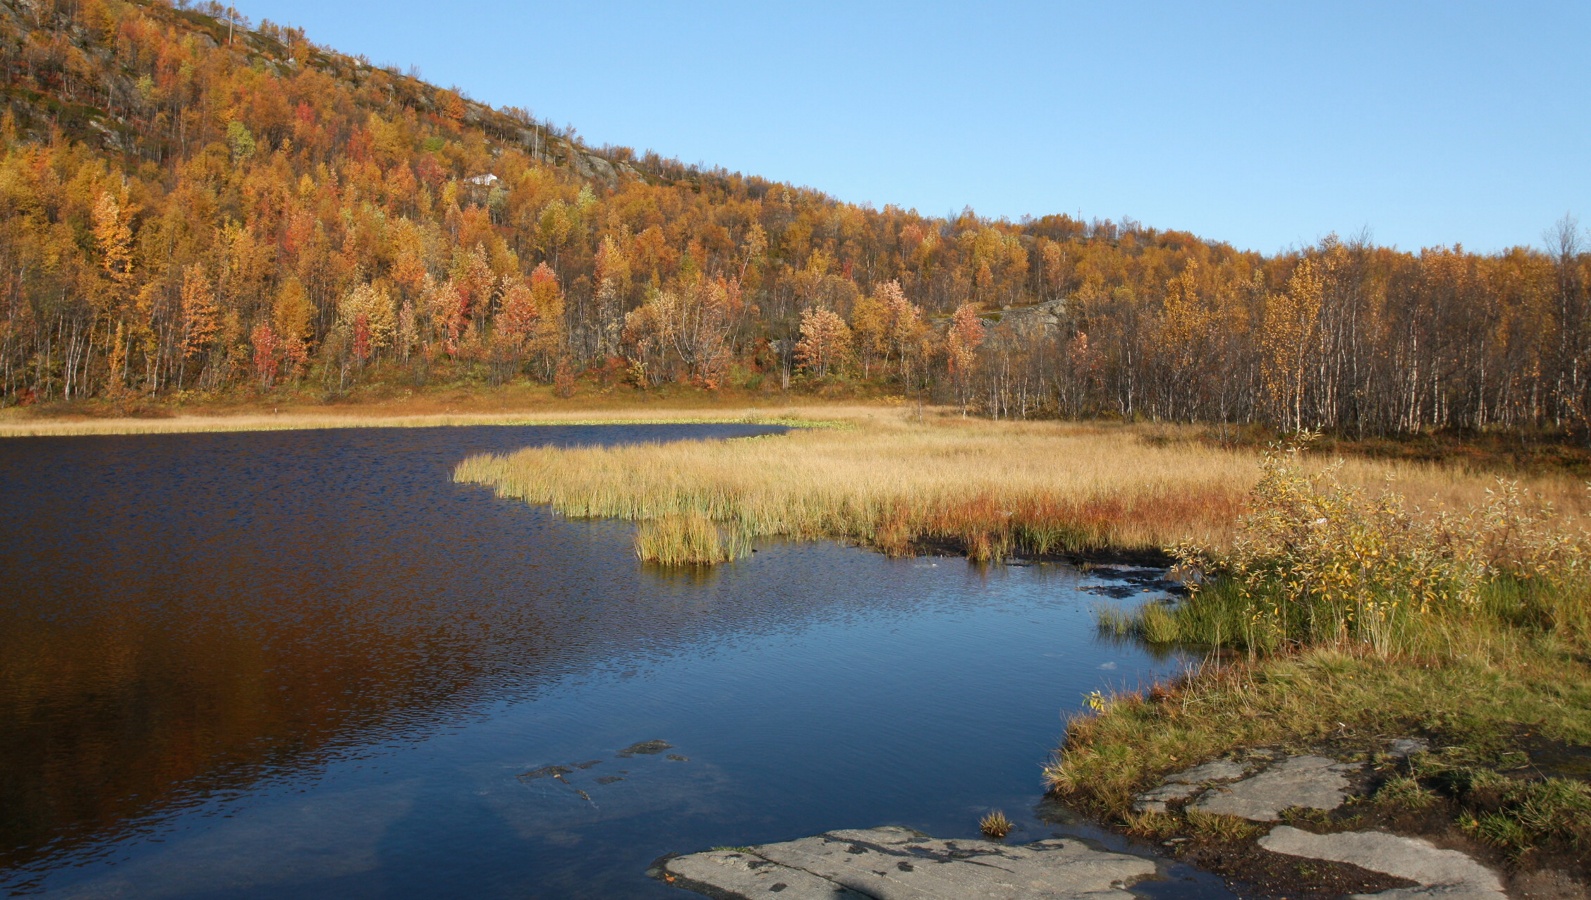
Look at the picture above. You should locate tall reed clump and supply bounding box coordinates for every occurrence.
[1109,433,1591,656]
[634,513,750,565]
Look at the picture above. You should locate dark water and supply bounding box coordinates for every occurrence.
[0,425,1219,898]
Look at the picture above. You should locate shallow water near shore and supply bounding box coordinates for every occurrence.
[1,424,1212,898]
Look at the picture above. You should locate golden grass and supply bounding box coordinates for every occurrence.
[634,513,751,565]
[454,412,1586,561]
[0,405,867,437]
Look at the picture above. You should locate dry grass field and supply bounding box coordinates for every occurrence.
[454,410,1590,564]
[0,403,844,438]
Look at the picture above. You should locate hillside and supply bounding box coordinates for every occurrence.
[1,0,1587,436]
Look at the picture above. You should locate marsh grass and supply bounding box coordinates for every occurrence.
[456,414,1579,567]
[1107,436,1591,656]
[634,513,750,565]
[456,415,1255,563]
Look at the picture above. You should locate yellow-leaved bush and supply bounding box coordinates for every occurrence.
[1164,434,1590,655]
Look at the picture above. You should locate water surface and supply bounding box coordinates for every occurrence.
[0,424,1209,897]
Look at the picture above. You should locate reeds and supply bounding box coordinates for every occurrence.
[455,413,1586,566]
[456,416,1250,562]
[634,513,751,565]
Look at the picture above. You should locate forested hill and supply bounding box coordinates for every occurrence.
[2,0,1588,435]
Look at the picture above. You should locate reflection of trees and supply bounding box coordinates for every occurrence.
[0,584,475,870]
[0,423,805,876]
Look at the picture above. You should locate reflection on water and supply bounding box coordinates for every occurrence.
[0,425,1201,898]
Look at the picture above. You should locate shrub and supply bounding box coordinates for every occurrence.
[1149,433,1591,655]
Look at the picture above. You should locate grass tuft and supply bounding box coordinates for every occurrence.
[979,809,1013,840]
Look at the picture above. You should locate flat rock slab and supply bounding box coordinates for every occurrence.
[1260,825,1506,900]
[655,825,1156,899]
[1133,759,1252,813]
[1165,759,1252,784]
[1191,755,1360,822]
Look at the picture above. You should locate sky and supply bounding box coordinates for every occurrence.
[233,0,1590,255]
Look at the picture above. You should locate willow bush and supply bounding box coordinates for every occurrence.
[1119,434,1591,656]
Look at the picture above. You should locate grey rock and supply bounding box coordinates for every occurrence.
[1166,759,1251,784]
[994,298,1069,334]
[663,848,871,899]
[1389,738,1430,759]
[1132,782,1203,814]
[1132,758,1252,813]
[1191,755,1359,821]
[1356,888,1510,900]
[1260,826,1505,900]
[582,153,618,183]
[656,825,1155,899]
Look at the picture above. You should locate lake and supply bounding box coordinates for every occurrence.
[0,424,1223,898]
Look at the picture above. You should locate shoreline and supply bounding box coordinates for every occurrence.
[448,417,1591,897]
[11,404,1585,896]
[0,400,887,438]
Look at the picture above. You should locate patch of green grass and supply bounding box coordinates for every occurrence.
[1404,757,1591,859]
[1183,809,1265,842]
[1096,600,1186,645]
[1373,775,1440,811]
[1049,634,1591,800]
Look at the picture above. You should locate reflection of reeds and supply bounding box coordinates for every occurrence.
[456,413,1582,565]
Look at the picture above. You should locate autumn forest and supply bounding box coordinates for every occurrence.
[3,0,1589,436]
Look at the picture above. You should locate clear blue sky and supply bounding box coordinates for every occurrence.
[236,0,1589,255]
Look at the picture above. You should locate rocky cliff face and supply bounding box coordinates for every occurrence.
[993,296,1067,330]
[0,0,642,188]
